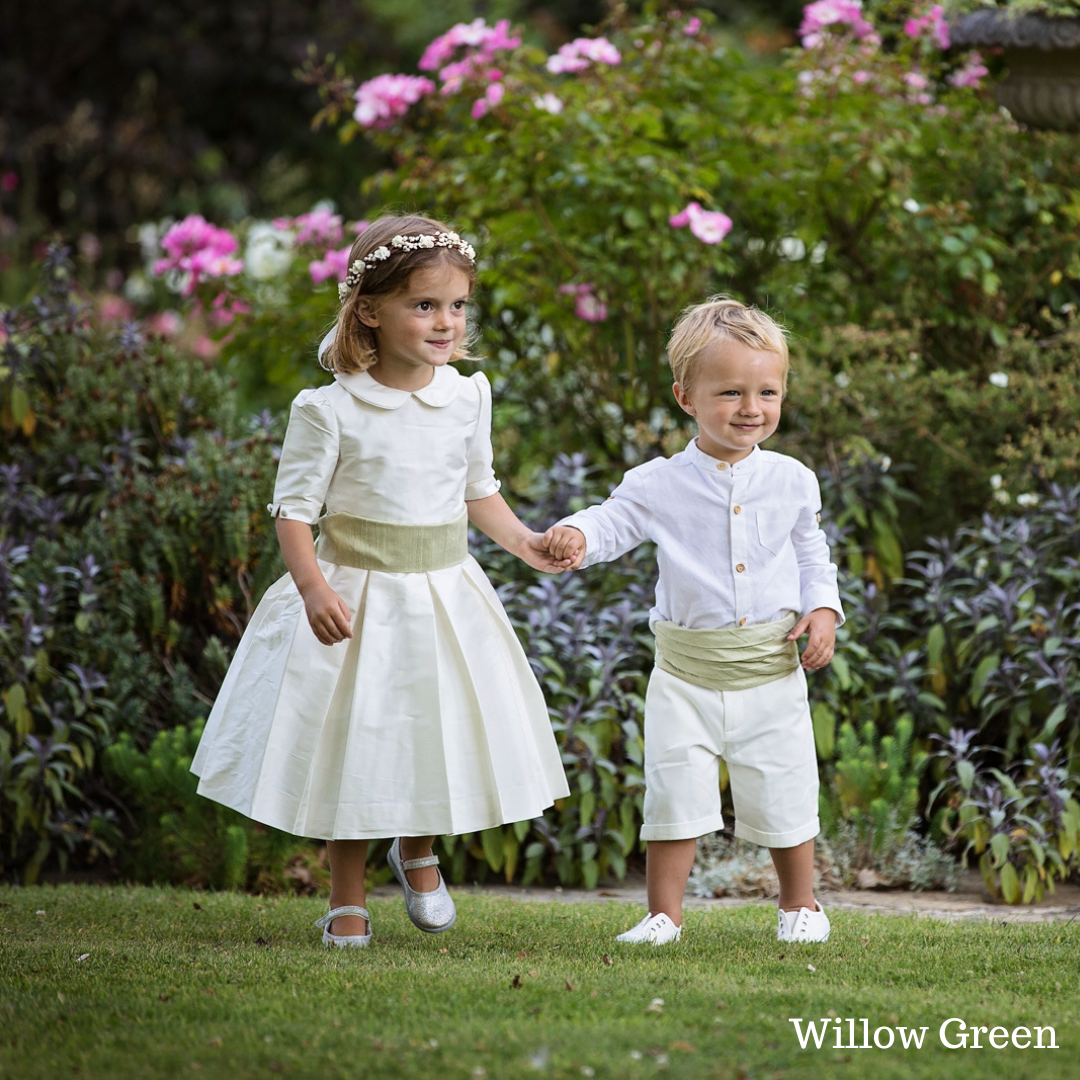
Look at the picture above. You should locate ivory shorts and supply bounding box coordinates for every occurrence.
[640,665,819,847]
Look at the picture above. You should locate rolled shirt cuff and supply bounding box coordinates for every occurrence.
[464,476,502,501]
[267,501,322,524]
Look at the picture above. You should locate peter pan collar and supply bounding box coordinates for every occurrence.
[686,438,761,474]
[334,364,462,410]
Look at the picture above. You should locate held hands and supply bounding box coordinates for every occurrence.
[541,525,586,570]
[515,530,579,574]
[303,583,354,645]
[788,607,837,671]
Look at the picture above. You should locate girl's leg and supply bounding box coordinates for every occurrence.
[646,838,698,926]
[769,838,817,911]
[398,835,441,892]
[327,838,370,935]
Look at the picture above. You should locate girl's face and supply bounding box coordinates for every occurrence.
[358,263,471,388]
[672,339,784,463]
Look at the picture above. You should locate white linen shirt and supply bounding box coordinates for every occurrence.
[267,365,501,526]
[558,440,844,632]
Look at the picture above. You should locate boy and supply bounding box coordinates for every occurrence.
[544,297,842,945]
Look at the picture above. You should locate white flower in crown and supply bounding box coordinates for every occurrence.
[444,232,460,244]
[373,246,391,260]
[418,234,435,248]
[337,281,349,300]
[390,235,407,248]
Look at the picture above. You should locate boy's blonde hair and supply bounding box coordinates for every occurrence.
[667,296,789,393]
[321,213,477,375]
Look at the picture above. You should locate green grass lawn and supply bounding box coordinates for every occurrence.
[1,886,1077,1080]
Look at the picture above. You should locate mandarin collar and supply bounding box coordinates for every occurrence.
[686,438,761,474]
[334,364,462,410]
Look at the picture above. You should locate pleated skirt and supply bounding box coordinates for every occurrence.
[190,556,569,839]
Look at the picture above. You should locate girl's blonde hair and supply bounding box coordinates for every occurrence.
[320,213,478,374]
[667,295,789,393]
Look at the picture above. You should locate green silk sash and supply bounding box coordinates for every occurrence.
[315,510,468,573]
[653,613,800,692]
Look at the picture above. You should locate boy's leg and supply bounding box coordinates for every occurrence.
[769,838,816,912]
[646,837,698,926]
[327,838,370,935]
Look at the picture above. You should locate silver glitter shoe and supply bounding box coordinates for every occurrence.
[314,904,371,948]
[387,838,457,934]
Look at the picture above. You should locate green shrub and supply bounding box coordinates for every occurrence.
[103,721,311,891]
[0,249,283,881]
[932,730,1080,902]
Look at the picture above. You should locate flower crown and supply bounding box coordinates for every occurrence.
[337,231,477,301]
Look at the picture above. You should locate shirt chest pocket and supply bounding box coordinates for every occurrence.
[755,508,800,555]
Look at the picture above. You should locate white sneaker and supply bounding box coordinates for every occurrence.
[615,912,682,946]
[777,902,830,943]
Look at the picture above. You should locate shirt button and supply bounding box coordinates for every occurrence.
[733,505,741,514]
[739,617,747,626]
[736,563,746,573]
[717,462,728,471]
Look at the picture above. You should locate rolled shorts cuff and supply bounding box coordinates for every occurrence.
[733,816,820,849]
[639,811,726,843]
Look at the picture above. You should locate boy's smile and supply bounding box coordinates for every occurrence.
[672,339,784,463]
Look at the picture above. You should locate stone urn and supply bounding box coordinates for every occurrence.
[951,10,1080,130]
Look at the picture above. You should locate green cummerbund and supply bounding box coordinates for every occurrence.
[315,509,469,573]
[654,613,800,692]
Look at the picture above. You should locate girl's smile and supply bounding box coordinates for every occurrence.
[357,263,471,391]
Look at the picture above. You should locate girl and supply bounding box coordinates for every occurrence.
[191,214,570,946]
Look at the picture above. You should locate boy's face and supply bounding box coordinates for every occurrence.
[672,339,783,463]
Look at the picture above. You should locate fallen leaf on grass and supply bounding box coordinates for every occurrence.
[564,979,575,991]
[645,998,664,1015]
[75,953,89,963]
[254,937,269,947]
[511,975,524,990]
[158,994,172,1002]
[438,948,448,954]
[807,963,816,973]
[208,1037,223,1048]
[517,950,529,959]
[601,955,613,966]
[203,989,215,998]
[193,902,202,911]
[669,1041,697,1054]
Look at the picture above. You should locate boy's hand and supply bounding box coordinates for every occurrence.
[303,583,354,645]
[788,607,836,670]
[516,531,576,574]
[542,525,586,570]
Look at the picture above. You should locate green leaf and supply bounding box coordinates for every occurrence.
[812,702,836,761]
[990,832,1009,869]
[831,652,852,691]
[957,760,976,792]
[926,624,945,670]
[999,861,1020,904]
[9,385,29,424]
[970,654,1000,704]
[481,827,505,873]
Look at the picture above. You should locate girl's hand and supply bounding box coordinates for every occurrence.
[302,584,354,645]
[515,531,576,574]
[788,607,837,670]
[542,525,586,570]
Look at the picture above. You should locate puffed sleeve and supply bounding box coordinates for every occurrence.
[464,371,502,501]
[792,468,845,627]
[267,388,340,524]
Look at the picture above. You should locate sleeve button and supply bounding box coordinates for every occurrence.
[736,563,746,573]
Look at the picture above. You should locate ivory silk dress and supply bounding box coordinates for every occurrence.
[191,364,569,839]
